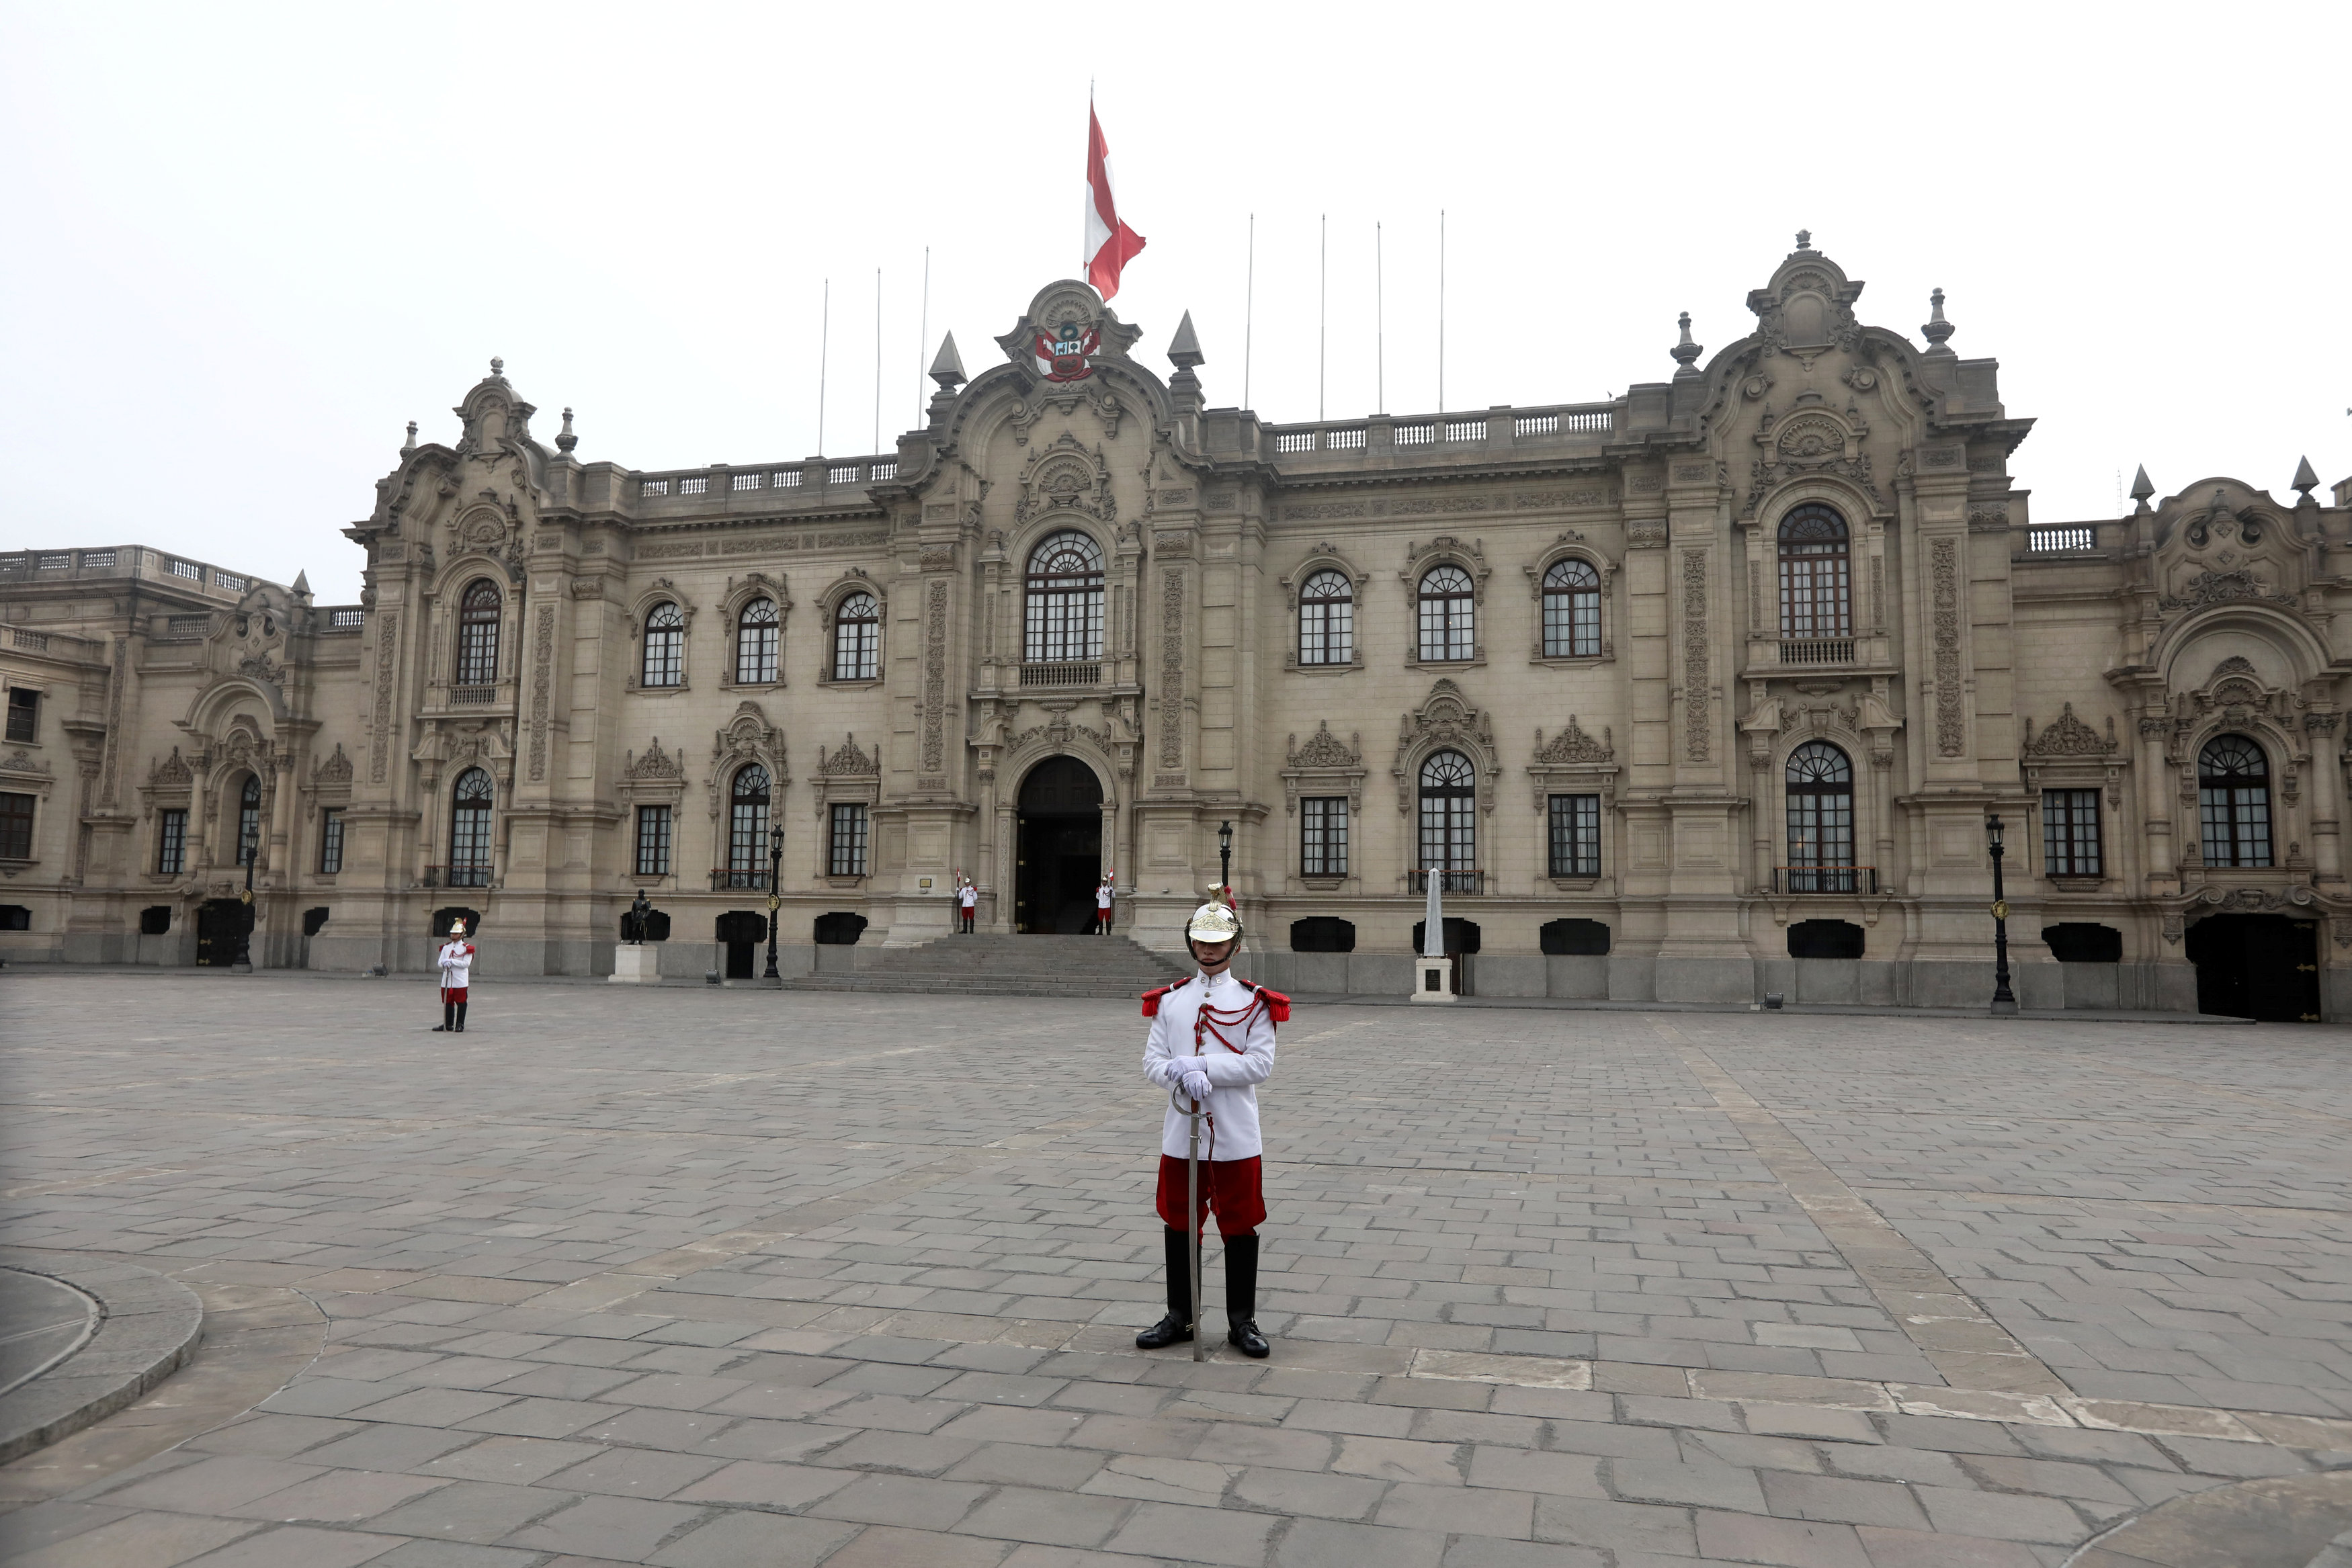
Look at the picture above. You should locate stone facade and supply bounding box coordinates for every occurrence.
[4,238,2347,1012]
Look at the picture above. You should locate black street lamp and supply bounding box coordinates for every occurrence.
[1218,820,1233,900]
[762,824,784,986]
[1986,814,2017,1016]
[231,837,256,974]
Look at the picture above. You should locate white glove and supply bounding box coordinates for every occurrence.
[1181,1069,1212,1101]
[1163,1055,1201,1080]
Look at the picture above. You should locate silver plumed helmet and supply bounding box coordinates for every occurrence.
[1185,900,1242,942]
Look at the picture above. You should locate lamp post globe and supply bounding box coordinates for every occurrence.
[762,824,784,986]
[1986,814,2017,1016]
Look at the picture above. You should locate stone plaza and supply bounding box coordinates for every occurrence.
[5,974,2352,1566]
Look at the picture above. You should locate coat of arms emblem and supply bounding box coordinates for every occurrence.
[1032,317,1098,382]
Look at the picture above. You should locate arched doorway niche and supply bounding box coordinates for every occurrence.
[1014,756,1105,933]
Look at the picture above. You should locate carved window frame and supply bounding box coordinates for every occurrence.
[425,558,519,692]
[2019,706,2126,888]
[811,734,881,885]
[1279,723,1367,892]
[624,580,696,693]
[1020,525,1109,664]
[1399,537,1489,670]
[1524,539,1616,666]
[718,573,791,691]
[818,570,887,686]
[1280,546,1368,674]
[1524,720,1619,891]
[1776,736,1868,891]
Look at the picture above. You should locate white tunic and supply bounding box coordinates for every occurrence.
[437,939,474,987]
[958,885,977,909]
[1142,970,1277,1160]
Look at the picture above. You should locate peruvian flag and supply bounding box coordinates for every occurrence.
[1084,100,1146,300]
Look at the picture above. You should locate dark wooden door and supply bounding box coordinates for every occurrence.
[195,899,249,966]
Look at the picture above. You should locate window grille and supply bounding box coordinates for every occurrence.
[1301,797,1349,877]
[1548,793,1601,876]
[1417,564,1475,660]
[1778,504,1852,639]
[830,802,869,876]
[2042,789,2101,877]
[1023,530,1105,662]
[641,601,684,687]
[1784,742,1857,892]
[319,809,344,875]
[448,768,494,885]
[1418,750,1476,874]
[157,808,186,875]
[833,592,880,679]
[2199,736,2272,867]
[456,580,502,685]
[735,597,779,683]
[1541,558,1601,657]
[728,765,770,879]
[636,804,673,876]
[1298,570,1353,665]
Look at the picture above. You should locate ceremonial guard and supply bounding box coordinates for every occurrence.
[1095,873,1116,935]
[434,919,474,1033]
[1136,897,1287,1357]
[956,875,978,934]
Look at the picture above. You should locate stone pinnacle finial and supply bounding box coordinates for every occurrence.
[402,421,417,455]
[1168,310,1205,370]
[2294,455,2321,498]
[556,407,578,454]
[292,570,310,598]
[489,357,505,378]
[929,332,967,390]
[1922,288,1955,352]
[2130,465,2154,513]
[1670,311,1702,376]
[1795,229,1812,251]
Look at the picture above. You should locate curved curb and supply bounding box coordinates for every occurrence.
[0,1250,203,1466]
[2063,1471,2352,1568]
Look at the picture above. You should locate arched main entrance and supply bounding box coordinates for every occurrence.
[2185,912,2320,1022]
[1015,756,1103,933]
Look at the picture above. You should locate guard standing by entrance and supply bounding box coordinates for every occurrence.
[1095,873,1115,935]
[1136,898,1286,1358]
[435,918,474,1033]
[957,875,978,934]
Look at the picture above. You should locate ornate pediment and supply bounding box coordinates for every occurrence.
[1392,679,1499,815]
[312,743,353,785]
[1013,433,1116,525]
[149,748,194,789]
[2022,703,2117,758]
[817,732,878,777]
[1288,721,1361,770]
[624,738,683,781]
[2159,568,2297,613]
[1531,716,1613,765]
[0,748,50,779]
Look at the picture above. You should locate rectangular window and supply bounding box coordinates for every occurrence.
[4,688,35,742]
[1301,797,1349,877]
[158,808,186,875]
[635,805,673,876]
[2041,789,2101,877]
[318,809,344,875]
[1548,793,1601,877]
[829,803,869,877]
[0,792,32,860]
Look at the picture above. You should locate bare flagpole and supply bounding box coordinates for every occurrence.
[1318,212,1327,421]
[1243,214,1255,410]
[872,267,882,453]
[818,277,830,454]
[917,247,931,424]
[1437,210,1446,412]
[1376,220,1385,415]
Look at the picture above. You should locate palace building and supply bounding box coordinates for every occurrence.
[4,236,2347,1017]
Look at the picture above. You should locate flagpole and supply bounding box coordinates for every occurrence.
[1376,220,1385,415]
[818,277,829,455]
[1437,210,1446,412]
[1243,214,1255,411]
[873,267,882,453]
[917,247,930,425]
[1318,212,1327,422]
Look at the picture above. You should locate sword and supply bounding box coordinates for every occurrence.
[1185,1086,1204,1362]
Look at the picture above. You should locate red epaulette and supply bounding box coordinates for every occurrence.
[1251,985,1292,1024]
[1141,979,1183,1018]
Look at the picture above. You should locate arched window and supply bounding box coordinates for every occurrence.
[1417,749,1476,888]
[1023,531,1104,662]
[1784,741,1855,893]
[448,767,494,887]
[456,580,501,686]
[1542,558,1602,658]
[728,763,771,885]
[734,598,778,685]
[833,592,880,681]
[236,775,262,867]
[1777,505,1852,641]
[1298,570,1353,665]
[642,602,684,688]
[1418,564,1475,661]
[2199,735,2272,867]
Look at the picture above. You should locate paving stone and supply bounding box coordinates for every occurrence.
[954,1486,1136,1548]
[177,1525,407,1567]
[1,1512,259,1567]
[1229,1465,1388,1520]
[1103,1500,1281,1565]
[362,1480,574,1542]
[1277,1516,1450,1568]
[497,1493,708,1557]
[1605,1458,1767,1512]
[1376,1480,1536,1536]
[224,1469,449,1522]
[806,1471,990,1530]
[820,1526,1013,1568]
[1691,1510,1873,1568]
[644,1511,862,1568]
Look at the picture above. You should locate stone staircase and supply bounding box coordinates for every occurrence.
[777,934,1191,1000]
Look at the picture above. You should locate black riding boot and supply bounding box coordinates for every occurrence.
[1135,1227,1194,1349]
[1225,1232,1269,1357]
[436,1002,454,1033]
[454,1002,468,1033]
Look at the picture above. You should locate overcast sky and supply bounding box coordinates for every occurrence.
[4,2,2345,605]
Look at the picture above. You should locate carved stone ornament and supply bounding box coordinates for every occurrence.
[1282,722,1366,818]
[2159,568,2297,613]
[817,733,879,777]
[623,738,684,781]
[1013,433,1117,525]
[1392,679,1498,815]
[707,702,786,820]
[1531,717,1614,765]
[2022,703,2119,758]
[150,748,196,789]
[1289,722,1361,770]
[1527,715,1621,812]
[312,743,353,785]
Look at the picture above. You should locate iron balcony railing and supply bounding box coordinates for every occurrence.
[1019,661,1102,688]
[710,868,772,891]
[1777,638,1856,666]
[423,863,493,889]
[1773,865,1879,895]
[1406,869,1486,896]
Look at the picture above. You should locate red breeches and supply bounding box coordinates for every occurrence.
[1155,1154,1264,1235]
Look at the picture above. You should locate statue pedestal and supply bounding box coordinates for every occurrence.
[610,945,659,984]
[1410,957,1457,1002]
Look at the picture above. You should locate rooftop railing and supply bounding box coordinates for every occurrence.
[1263,402,1615,464]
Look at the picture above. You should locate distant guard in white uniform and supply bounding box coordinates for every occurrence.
[435,919,474,1033]
[1136,898,1288,1357]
